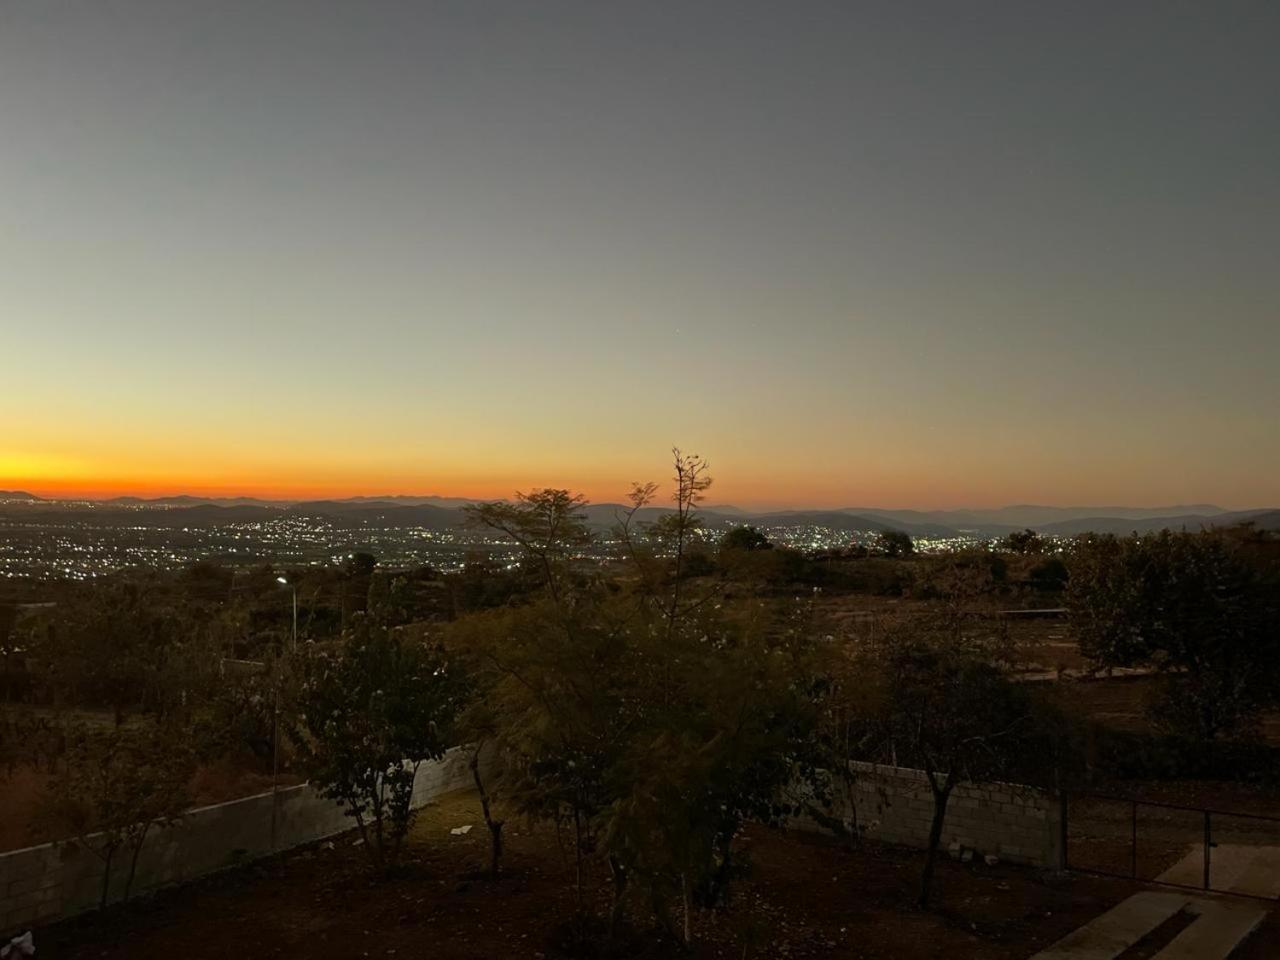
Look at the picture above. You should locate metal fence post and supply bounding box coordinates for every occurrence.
[1131,800,1138,878]
[1059,790,1069,870]
[1203,811,1211,890]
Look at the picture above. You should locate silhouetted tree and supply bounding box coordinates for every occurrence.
[720,525,772,553]
[875,529,914,558]
[1028,556,1069,592]
[1001,528,1045,554]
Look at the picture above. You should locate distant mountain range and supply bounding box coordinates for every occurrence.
[0,490,42,501]
[2,493,1276,539]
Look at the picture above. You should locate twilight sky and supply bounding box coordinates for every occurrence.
[2,1,1278,509]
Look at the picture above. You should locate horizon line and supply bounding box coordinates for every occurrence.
[2,486,1265,516]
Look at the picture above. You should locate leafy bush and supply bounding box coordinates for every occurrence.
[43,720,195,908]
[297,620,465,874]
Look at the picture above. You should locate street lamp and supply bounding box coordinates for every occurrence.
[276,576,297,651]
[270,575,297,850]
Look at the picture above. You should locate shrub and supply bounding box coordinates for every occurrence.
[297,619,464,874]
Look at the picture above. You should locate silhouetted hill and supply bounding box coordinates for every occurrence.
[702,504,750,516]
[578,503,738,530]
[4,493,1274,540]
[847,504,1228,531]
[285,501,461,529]
[335,495,489,509]
[14,504,282,527]
[0,491,42,501]
[1242,510,1280,531]
[104,495,284,508]
[1037,509,1278,536]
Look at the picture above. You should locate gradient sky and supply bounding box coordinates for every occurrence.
[2,1,1278,509]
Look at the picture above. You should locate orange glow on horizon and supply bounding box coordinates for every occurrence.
[10,469,948,510]
[4,446,1273,512]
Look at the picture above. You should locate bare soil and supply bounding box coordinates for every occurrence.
[31,787,1165,960]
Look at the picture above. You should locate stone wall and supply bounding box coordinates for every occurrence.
[791,761,1062,868]
[0,747,473,937]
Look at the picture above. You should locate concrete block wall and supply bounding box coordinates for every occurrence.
[0,747,473,937]
[791,761,1061,868]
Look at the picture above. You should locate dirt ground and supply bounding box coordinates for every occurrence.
[0,764,53,852]
[0,756,301,853]
[30,787,1172,960]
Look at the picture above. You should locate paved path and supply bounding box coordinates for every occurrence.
[1028,890,1267,960]
[1157,844,1280,900]
[1029,891,1187,960]
[1154,898,1268,959]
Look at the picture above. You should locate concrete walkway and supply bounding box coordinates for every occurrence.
[1029,892,1187,960]
[1157,844,1280,900]
[1028,891,1267,960]
[1154,898,1268,959]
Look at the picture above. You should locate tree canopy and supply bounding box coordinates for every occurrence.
[1067,530,1280,741]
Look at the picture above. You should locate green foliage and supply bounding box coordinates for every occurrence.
[1067,530,1280,741]
[449,559,536,613]
[297,619,465,874]
[44,720,196,908]
[459,451,826,944]
[205,668,283,763]
[858,618,1061,906]
[465,490,593,597]
[913,551,1010,606]
[34,580,217,725]
[719,531,812,588]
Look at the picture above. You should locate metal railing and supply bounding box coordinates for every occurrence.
[1063,791,1280,901]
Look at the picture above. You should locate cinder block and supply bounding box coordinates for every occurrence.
[4,889,50,914]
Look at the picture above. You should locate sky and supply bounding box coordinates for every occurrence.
[2,1,1278,510]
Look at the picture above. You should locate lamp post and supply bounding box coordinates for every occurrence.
[269,576,297,850]
[277,576,297,651]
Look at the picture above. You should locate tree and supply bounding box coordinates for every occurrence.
[607,595,821,943]
[439,611,511,881]
[466,489,594,598]
[800,633,879,848]
[720,525,797,586]
[1067,531,1280,741]
[598,454,820,943]
[861,622,1050,907]
[1028,556,1069,592]
[1002,528,1045,554]
[0,604,21,704]
[875,529,914,558]
[460,452,825,946]
[35,580,216,726]
[343,552,378,579]
[297,619,464,874]
[463,485,613,918]
[44,720,195,909]
[720,525,772,554]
